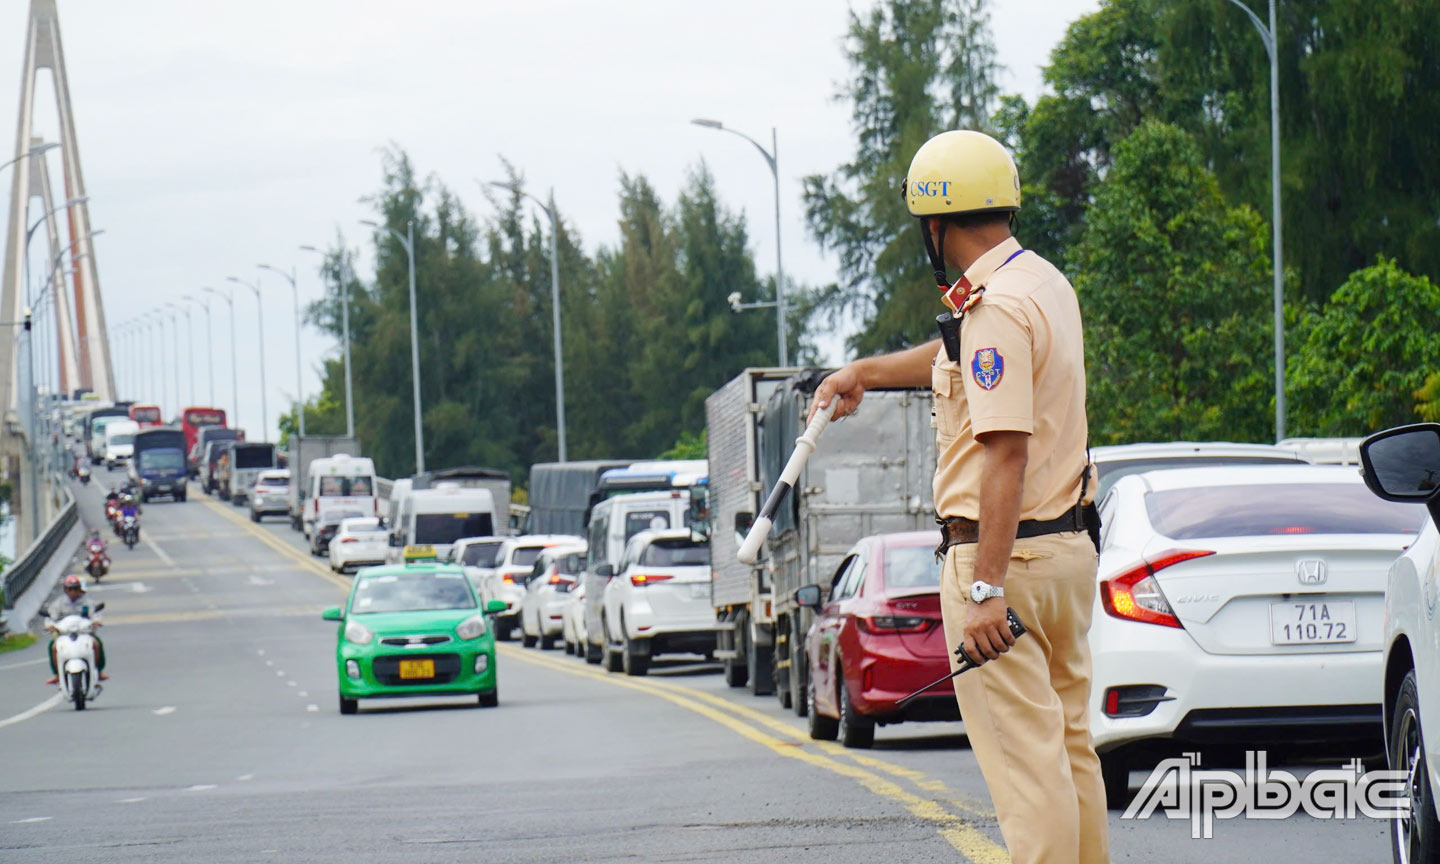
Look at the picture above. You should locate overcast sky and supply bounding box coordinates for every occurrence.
[1,0,1097,441]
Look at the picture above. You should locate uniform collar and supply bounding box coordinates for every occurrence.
[960,236,1023,289]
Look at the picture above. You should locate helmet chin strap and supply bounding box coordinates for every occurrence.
[920,217,949,289]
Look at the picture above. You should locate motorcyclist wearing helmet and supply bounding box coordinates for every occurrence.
[44,575,107,685]
[812,131,1105,863]
[86,530,110,567]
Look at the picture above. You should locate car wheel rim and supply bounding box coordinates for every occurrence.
[1397,705,1423,864]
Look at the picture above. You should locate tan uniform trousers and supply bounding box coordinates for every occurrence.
[940,530,1109,864]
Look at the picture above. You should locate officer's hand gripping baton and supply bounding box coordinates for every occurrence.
[894,608,1029,709]
[737,400,838,565]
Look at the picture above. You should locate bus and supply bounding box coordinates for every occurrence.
[180,407,227,473]
[128,404,163,428]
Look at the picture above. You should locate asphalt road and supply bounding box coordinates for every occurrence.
[0,469,1391,862]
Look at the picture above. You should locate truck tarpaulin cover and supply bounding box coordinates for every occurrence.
[527,460,635,536]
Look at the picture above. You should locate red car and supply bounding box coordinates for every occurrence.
[798,530,958,748]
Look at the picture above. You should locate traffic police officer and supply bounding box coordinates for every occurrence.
[812,130,1107,864]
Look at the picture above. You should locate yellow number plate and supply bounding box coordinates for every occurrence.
[398,659,435,679]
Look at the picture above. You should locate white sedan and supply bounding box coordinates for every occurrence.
[327,517,389,573]
[1362,423,1440,862]
[519,543,587,650]
[1091,464,1426,806]
[601,529,716,676]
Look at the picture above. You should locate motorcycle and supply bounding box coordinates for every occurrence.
[121,514,139,550]
[45,604,105,710]
[85,546,109,581]
[76,463,91,485]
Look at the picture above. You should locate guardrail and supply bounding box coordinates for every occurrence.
[2,472,78,609]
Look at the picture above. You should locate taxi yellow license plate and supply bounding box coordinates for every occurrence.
[398,659,435,679]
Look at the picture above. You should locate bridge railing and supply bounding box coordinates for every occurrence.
[2,472,78,609]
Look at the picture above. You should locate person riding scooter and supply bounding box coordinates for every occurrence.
[44,575,107,685]
[85,531,110,579]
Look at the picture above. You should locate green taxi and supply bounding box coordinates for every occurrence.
[322,546,506,714]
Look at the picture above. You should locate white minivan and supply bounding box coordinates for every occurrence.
[302,454,378,541]
[387,483,500,564]
[580,489,696,664]
[103,420,140,469]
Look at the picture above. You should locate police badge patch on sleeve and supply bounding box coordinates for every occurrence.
[971,348,1004,390]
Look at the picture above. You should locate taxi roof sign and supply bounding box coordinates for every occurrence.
[403,544,438,563]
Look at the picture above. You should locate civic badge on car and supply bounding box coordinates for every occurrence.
[1296,559,1327,585]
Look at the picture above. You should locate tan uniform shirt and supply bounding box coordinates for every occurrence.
[932,236,1089,521]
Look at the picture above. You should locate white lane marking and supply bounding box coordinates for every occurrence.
[187,784,217,792]
[247,575,274,586]
[296,691,308,697]
[264,660,273,667]
[0,657,46,670]
[145,537,176,567]
[275,670,285,677]
[257,650,265,656]
[131,582,150,593]
[305,704,318,712]
[11,816,52,824]
[153,706,176,716]
[237,774,254,782]
[118,797,147,804]
[0,693,63,729]
[286,681,296,687]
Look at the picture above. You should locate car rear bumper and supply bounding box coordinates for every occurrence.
[847,634,958,722]
[1090,620,1383,751]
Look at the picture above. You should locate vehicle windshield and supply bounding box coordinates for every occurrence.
[131,408,159,422]
[640,539,708,567]
[342,518,381,533]
[883,545,942,590]
[185,411,224,427]
[350,571,476,613]
[624,510,670,542]
[234,448,273,469]
[257,476,288,490]
[462,542,504,567]
[139,451,184,471]
[110,434,134,446]
[511,546,546,568]
[415,512,494,545]
[1146,484,1426,539]
[318,476,375,496]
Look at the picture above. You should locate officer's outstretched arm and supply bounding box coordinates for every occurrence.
[811,338,940,423]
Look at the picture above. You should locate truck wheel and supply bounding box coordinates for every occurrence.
[723,611,749,688]
[748,639,775,697]
[807,675,838,741]
[837,675,874,749]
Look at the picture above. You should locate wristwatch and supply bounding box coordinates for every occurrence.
[970,580,1005,604]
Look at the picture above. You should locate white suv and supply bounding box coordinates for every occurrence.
[1362,424,1440,863]
[601,529,716,676]
[519,543,587,650]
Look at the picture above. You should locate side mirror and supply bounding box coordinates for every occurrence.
[388,533,402,548]
[92,602,106,613]
[321,606,343,621]
[596,564,614,579]
[485,599,507,614]
[794,585,822,611]
[1361,424,1440,502]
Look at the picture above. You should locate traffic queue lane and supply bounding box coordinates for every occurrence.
[0,472,1388,862]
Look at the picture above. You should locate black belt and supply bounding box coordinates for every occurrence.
[934,503,1088,560]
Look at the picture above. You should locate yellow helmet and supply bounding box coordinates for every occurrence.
[903,130,1020,218]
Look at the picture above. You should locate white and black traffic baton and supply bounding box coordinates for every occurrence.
[737,400,838,565]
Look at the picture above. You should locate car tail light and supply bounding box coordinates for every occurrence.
[502,575,514,584]
[630,573,674,587]
[341,537,357,544]
[1100,549,1214,628]
[549,574,576,586]
[857,615,936,634]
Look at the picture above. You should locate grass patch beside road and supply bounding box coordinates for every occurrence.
[0,632,37,654]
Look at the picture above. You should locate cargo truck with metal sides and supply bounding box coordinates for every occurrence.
[410,466,511,523]
[285,435,362,531]
[128,427,188,502]
[526,460,635,537]
[706,368,937,712]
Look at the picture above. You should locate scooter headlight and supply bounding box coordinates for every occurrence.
[343,620,374,645]
[457,614,488,641]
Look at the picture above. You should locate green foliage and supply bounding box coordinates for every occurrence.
[1289,258,1440,434]
[660,429,707,460]
[1071,121,1274,443]
[802,0,1000,355]
[297,150,785,482]
[0,633,36,654]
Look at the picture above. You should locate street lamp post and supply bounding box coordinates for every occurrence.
[192,293,214,404]
[300,244,354,438]
[359,219,424,474]
[691,119,788,366]
[179,295,198,405]
[203,287,239,434]
[165,303,184,409]
[226,276,268,442]
[1219,0,1284,441]
[258,264,305,438]
[483,182,567,462]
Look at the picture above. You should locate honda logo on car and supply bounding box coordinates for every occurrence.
[1296,559,1327,585]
